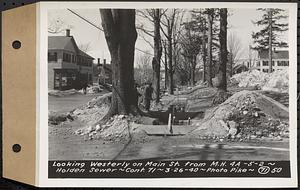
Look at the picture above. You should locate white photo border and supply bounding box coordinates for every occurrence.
[37,1,298,188]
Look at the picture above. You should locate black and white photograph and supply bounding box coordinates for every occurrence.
[44,2,297,185]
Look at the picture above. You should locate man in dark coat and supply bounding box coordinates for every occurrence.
[144,83,153,111]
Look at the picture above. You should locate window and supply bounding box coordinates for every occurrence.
[77,56,82,65]
[48,52,57,62]
[257,61,260,67]
[63,53,71,62]
[262,69,268,73]
[72,55,76,63]
[277,60,289,66]
[272,61,275,66]
[262,61,268,66]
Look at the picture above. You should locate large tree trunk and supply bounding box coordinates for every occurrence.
[212,8,229,105]
[191,56,196,86]
[229,52,233,77]
[163,42,168,90]
[268,9,273,73]
[202,22,207,83]
[167,26,174,95]
[152,9,162,103]
[100,9,138,116]
[218,8,228,91]
[207,9,213,87]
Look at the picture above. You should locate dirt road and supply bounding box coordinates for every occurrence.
[49,121,289,161]
[48,93,103,113]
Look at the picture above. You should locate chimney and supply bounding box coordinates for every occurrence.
[103,59,106,69]
[66,29,70,37]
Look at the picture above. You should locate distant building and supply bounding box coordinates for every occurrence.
[254,49,289,72]
[48,29,94,90]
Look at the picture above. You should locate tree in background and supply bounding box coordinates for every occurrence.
[184,9,207,84]
[135,54,153,85]
[160,9,185,95]
[100,9,138,117]
[78,42,92,53]
[227,32,243,76]
[48,17,73,34]
[206,8,214,87]
[136,9,163,103]
[152,9,163,103]
[252,8,288,73]
[212,8,229,105]
[180,21,202,86]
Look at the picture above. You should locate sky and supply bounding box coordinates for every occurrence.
[48,8,289,64]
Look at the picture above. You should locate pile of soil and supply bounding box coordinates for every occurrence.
[151,87,217,111]
[48,111,74,125]
[230,70,269,89]
[78,86,104,94]
[48,89,78,97]
[190,90,289,142]
[75,114,143,142]
[70,93,111,125]
[150,94,177,111]
[262,69,289,93]
[230,69,289,93]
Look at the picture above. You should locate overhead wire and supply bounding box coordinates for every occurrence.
[67,9,153,57]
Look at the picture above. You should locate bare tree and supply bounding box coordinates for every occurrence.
[179,22,202,86]
[136,9,163,103]
[206,9,214,87]
[227,32,243,76]
[160,9,185,94]
[100,9,138,117]
[78,42,92,53]
[152,9,163,103]
[135,53,153,85]
[48,17,73,34]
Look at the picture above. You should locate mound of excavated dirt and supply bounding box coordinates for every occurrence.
[190,90,289,141]
[230,69,289,93]
[48,89,78,97]
[70,93,111,125]
[151,87,217,111]
[75,114,144,142]
[78,86,104,94]
[262,69,289,93]
[48,111,74,125]
[230,70,269,88]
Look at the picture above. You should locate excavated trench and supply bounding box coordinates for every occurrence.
[148,110,204,125]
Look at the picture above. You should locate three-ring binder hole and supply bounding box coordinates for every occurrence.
[12,40,21,49]
[12,144,21,153]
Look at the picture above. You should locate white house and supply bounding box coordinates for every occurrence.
[254,49,289,72]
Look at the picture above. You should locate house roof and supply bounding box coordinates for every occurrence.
[258,50,289,60]
[48,36,74,50]
[78,49,94,59]
[48,36,94,59]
